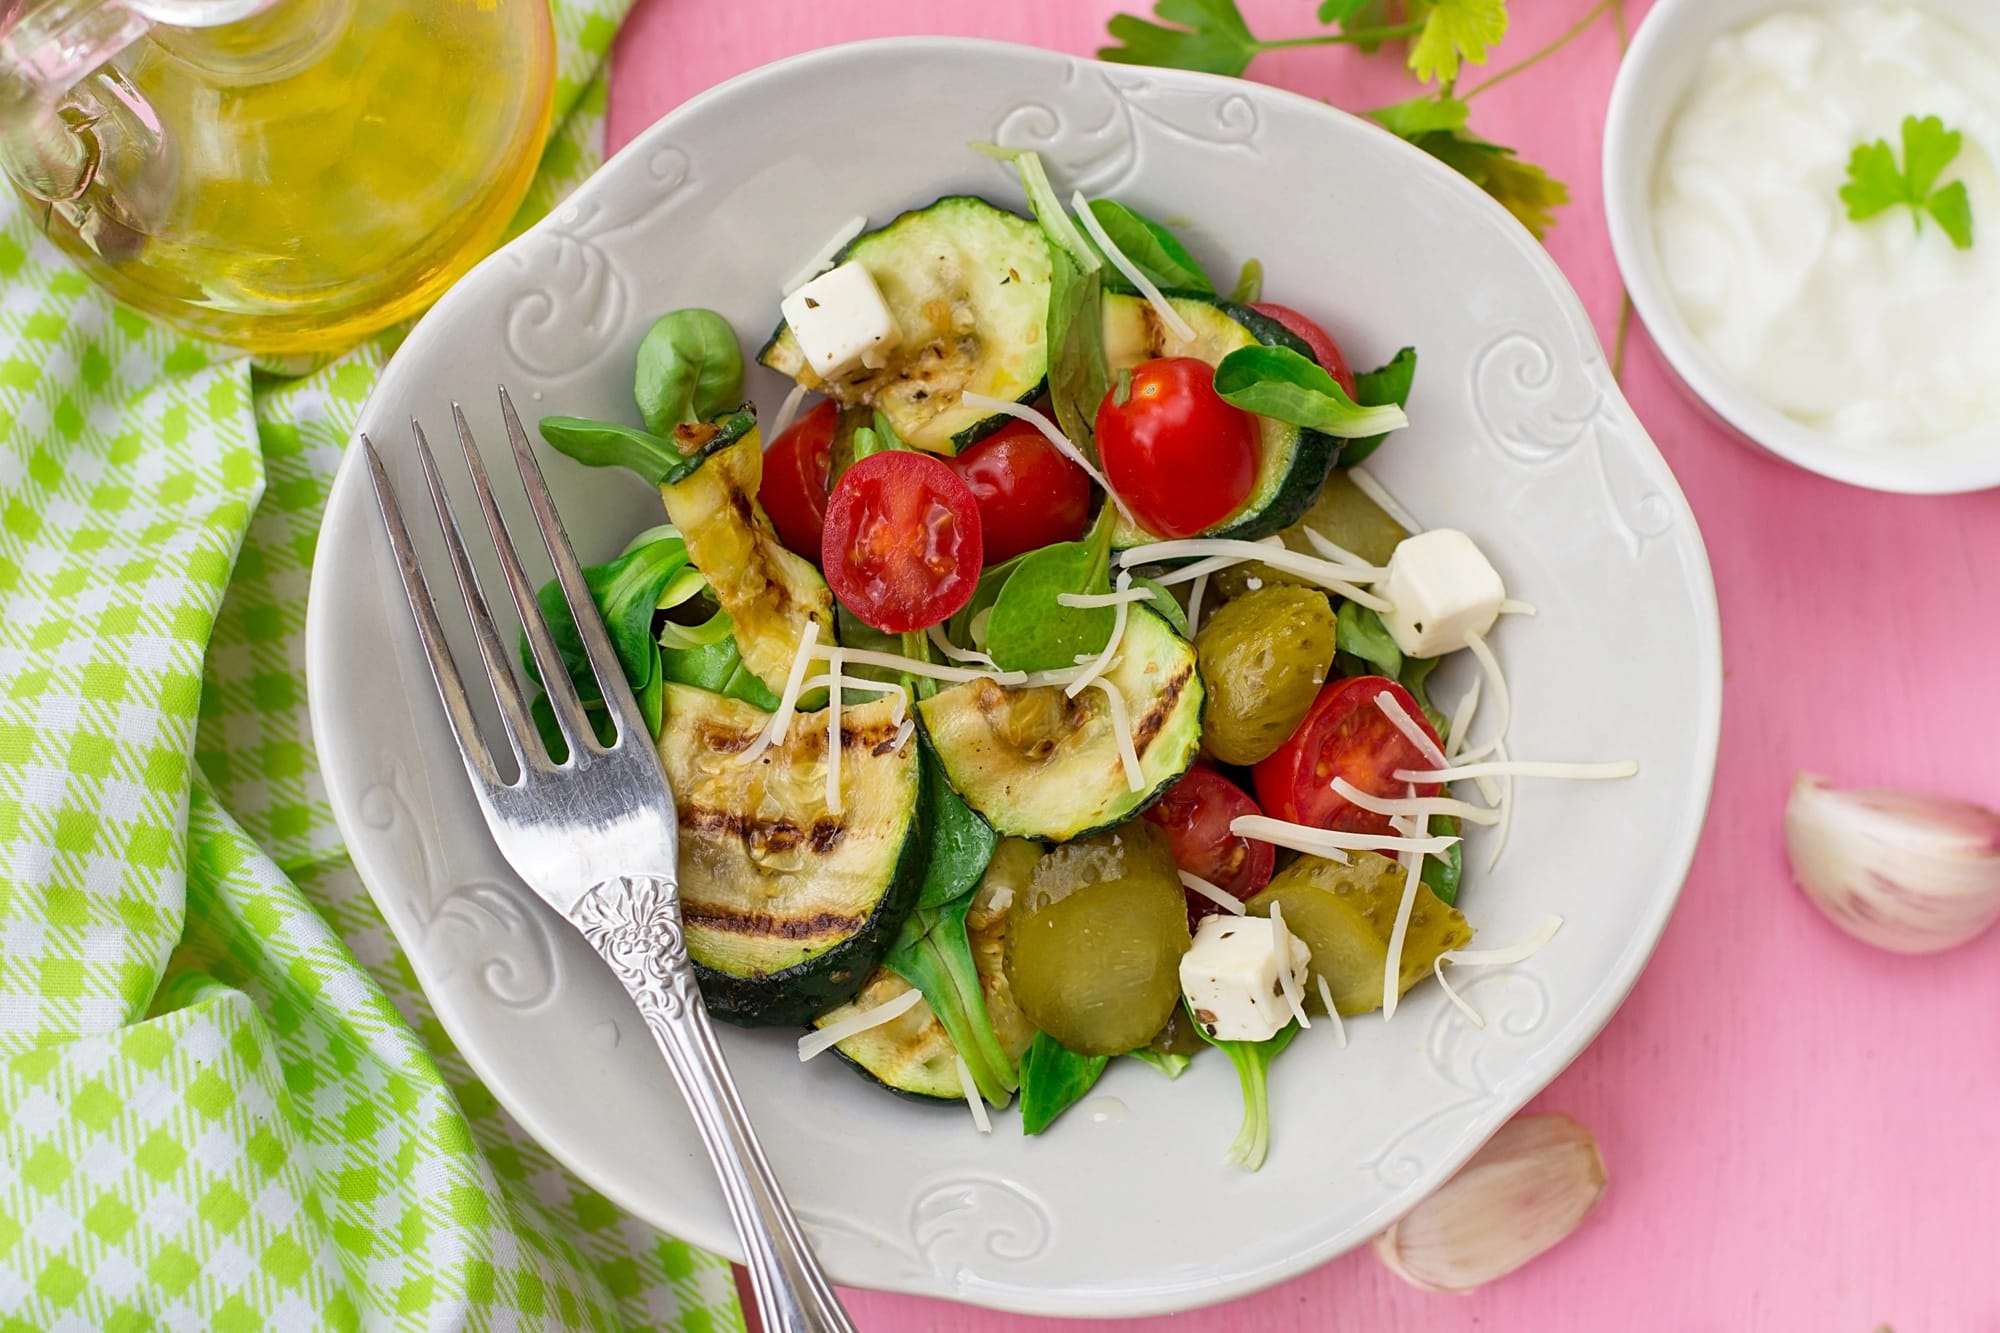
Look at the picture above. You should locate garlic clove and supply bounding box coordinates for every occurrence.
[1374,1112,1606,1293]
[1785,774,2000,955]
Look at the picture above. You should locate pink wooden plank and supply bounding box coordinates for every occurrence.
[609,2,2000,1327]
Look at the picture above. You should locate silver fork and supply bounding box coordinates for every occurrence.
[361,386,855,1333]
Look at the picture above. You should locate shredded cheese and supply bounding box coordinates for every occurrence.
[1144,545,1270,588]
[1392,758,1642,784]
[1486,738,1516,873]
[1347,464,1423,533]
[781,215,868,295]
[1117,539,1389,611]
[738,619,822,766]
[1178,870,1246,916]
[1381,810,1430,1022]
[796,987,924,1061]
[1092,678,1145,792]
[824,652,844,815]
[1375,690,1449,770]
[1330,777,1501,827]
[1230,814,1457,860]
[1071,189,1199,343]
[1314,973,1348,1049]
[1299,527,1387,580]
[798,673,906,725]
[1268,901,1311,1030]
[1453,628,1512,764]
[824,644,1025,686]
[1446,677,1483,762]
[957,392,1132,522]
[954,1055,992,1134]
[927,623,998,667]
[1056,584,1155,610]
[1066,570,1133,699]
[1433,916,1563,1030]
[769,382,810,442]
[1018,663,1091,689]
[1186,572,1210,634]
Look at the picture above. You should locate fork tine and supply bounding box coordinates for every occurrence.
[496,384,652,747]
[360,434,502,792]
[407,418,541,772]
[449,400,601,755]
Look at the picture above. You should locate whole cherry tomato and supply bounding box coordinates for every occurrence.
[759,399,836,558]
[1094,356,1259,539]
[946,419,1093,564]
[1142,765,1275,927]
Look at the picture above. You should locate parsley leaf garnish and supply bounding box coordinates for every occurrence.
[1100,0,1263,77]
[1100,0,1425,78]
[1369,93,1569,239]
[1099,0,1573,237]
[1840,114,1975,250]
[1406,0,1509,85]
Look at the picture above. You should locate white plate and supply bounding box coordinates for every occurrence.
[306,38,1721,1319]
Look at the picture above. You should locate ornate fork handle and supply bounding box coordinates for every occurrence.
[572,874,855,1333]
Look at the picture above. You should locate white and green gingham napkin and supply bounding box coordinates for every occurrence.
[0,6,743,1329]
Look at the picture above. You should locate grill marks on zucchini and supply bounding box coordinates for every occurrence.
[758,196,1054,453]
[658,683,923,1025]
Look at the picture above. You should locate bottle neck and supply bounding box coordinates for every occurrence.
[143,0,350,87]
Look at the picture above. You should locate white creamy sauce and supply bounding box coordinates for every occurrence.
[1652,6,2000,446]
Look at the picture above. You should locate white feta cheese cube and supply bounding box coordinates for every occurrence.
[1180,915,1311,1043]
[1380,528,1506,658]
[779,261,902,381]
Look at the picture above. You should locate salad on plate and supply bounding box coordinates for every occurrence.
[530,149,1636,1169]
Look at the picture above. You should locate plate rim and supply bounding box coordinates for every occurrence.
[306,34,1724,1318]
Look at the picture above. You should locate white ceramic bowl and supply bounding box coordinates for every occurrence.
[1604,0,2000,494]
[307,37,1722,1318]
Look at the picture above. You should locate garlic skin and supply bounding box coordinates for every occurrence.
[1785,774,2000,955]
[1374,1113,1606,1293]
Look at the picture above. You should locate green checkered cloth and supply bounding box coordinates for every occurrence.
[0,5,743,1330]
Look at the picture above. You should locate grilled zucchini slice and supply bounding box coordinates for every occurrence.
[1102,293,1341,548]
[657,683,923,1025]
[814,844,1039,1102]
[914,606,1203,842]
[658,427,833,696]
[757,196,1053,454]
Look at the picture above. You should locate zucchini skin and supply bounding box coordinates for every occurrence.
[1196,301,1341,543]
[698,781,929,1027]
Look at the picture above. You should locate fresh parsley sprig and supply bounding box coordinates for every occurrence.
[1841,114,1975,251]
[1099,0,1583,238]
[1101,0,1425,78]
[1368,92,1569,238]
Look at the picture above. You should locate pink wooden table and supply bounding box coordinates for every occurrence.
[608,2,2000,1327]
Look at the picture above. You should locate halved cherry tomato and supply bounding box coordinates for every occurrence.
[759,399,836,558]
[821,450,983,633]
[1095,357,1260,539]
[1252,676,1443,837]
[945,419,1092,564]
[1250,302,1360,400]
[1142,764,1275,926]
